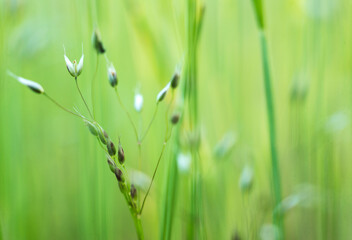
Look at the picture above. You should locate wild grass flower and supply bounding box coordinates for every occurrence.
[7,71,44,94]
[64,45,84,78]
[92,28,106,54]
[156,82,170,102]
[107,63,118,87]
[134,92,143,112]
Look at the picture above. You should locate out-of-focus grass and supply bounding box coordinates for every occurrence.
[0,0,352,239]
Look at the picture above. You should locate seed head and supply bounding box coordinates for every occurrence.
[107,157,117,173]
[84,120,98,136]
[118,140,125,164]
[92,29,106,54]
[115,168,124,182]
[130,184,137,199]
[64,45,84,78]
[171,113,180,125]
[97,125,108,145]
[7,71,44,94]
[107,140,117,156]
[103,130,109,140]
[134,92,143,113]
[156,82,171,102]
[107,63,118,87]
[170,72,180,89]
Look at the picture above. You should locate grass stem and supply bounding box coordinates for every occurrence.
[75,77,94,119]
[44,93,84,119]
[114,87,139,141]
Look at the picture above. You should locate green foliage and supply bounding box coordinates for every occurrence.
[0,0,351,239]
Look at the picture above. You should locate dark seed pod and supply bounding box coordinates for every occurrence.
[97,127,107,145]
[170,72,180,89]
[107,140,117,156]
[107,157,116,173]
[171,113,180,125]
[118,142,125,164]
[130,184,137,199]
[92,29,106,54]
[108,64,118,87]
[115,168,124,182]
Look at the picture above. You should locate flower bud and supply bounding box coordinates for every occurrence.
[92,29,106,54]
[64,46,84,78]
[115,168,124,182]
[130,184,137,199]
[107,157,117,173]
[107,140,116,156]
[156,82,170,102]
[134,93,143,112]
[7,71,44,94]
[170,72,180,89]
[107,63,118,87]
[118,141,125,164]
[239,165,254,193]
[170,113,180,125]
[84,120,98,136]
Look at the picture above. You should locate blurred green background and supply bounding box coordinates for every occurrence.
[0,0,351,239]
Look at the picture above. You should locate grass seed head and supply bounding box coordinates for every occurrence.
[84,120,99,136]
[63,45,84,78]
[130,184,137,199]
[134,93,143,112]
[7,71,44,94]
[107,63,118,87]
[171,113,180,125]
[115,168,124,182]
[92,29,106,54]
[107,157,117,173]
[156,82,170,102]
[170,72,180,89]
[118,140,125,164]
[107,140,117,156]
[96,125,108,145]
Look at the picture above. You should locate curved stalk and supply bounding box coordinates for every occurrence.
[114,88,139,141]
[140,104,159,142]
[75,77,94,119]
[44,93,84,119]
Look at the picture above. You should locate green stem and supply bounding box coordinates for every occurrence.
[140,142,167,214]
[75,77,94,119]
[131,213,144,240]
[114,88,139,142]
[44,93,84,119]
[140,104,159,142]
[259,30,283,238]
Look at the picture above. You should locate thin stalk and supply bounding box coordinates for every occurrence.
[259,30,283,237]
[44,93,84,119]
[140,104,159,142]
[75,77,94,119]
[186,0,204,239]
[159,127,181,240]
[250,0,283,238]
[114,88,139,141]
[140,142,167,214]
[140,90,176,213]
